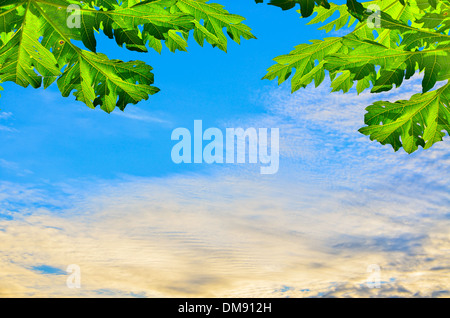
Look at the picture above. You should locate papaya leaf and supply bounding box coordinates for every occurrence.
[0,0,255,112]
[262,0,450,153]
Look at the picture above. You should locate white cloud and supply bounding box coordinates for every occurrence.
[0,112,16,132]
[0,165,448,297]
[0,125,16,132]
[0,159,33,176]
[0,112,13,120]
[111,108,172,125]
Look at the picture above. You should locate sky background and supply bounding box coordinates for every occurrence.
[0,0,449,297]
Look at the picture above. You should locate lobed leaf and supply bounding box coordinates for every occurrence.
[0,0,255,112]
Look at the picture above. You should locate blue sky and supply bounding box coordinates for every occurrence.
[1,0,450,297]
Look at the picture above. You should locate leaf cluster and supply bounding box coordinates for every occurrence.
[259,0,450,153]
[0,0,255,112]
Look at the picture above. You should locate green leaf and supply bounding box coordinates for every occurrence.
[263,37,344,91]
[0,0,255,112]
[174,0,256,52]
[0,3,61,89]
[331,70,353,93]
[346,0,365,21]
[255,0,330,17]
[57,51,159,113]
[359,83,450,153]
[307,3,357,33]
[263,0,450,152]
[324,33,449,94]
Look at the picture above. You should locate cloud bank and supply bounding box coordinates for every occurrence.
[0,76,449,297]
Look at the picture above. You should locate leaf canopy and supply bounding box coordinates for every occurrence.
[259,0,450,153]
[0,0,255,112]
